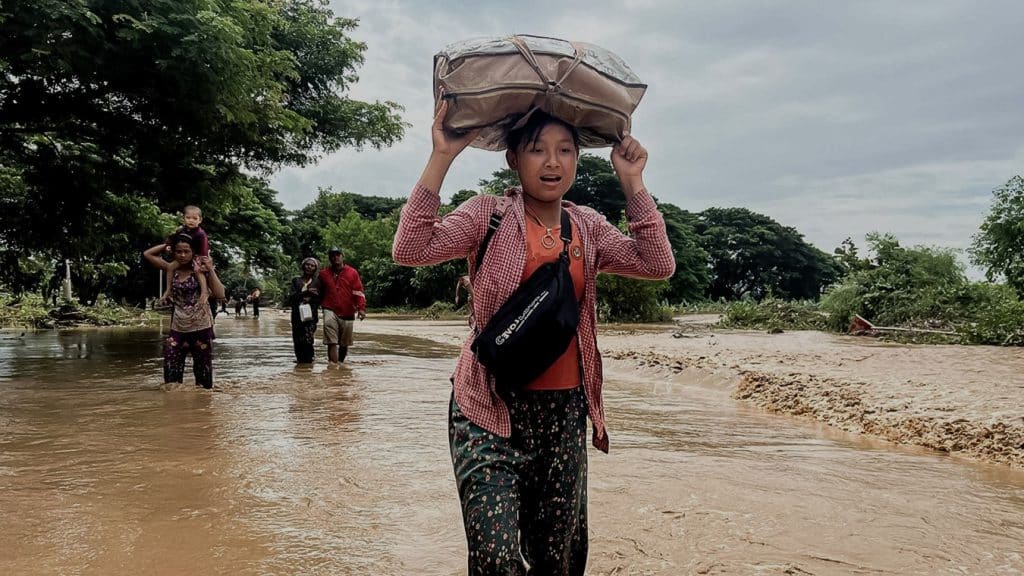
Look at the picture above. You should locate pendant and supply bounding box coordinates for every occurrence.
[540,231,556,249]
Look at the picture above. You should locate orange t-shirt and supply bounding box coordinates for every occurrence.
[521,214,585,390]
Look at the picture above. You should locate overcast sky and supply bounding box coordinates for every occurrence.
[270,0,1023,261]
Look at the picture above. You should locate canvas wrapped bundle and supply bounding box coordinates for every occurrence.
[434,35,647,151]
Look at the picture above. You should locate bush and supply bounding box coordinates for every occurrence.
[819,233,966,329]
[0,292,52,328]
[717,298,829,332]
[596,274,672,323]
[421,301,462,320]
[956,283,1024,345]
[0,292,152,328]
[818,283,864,331]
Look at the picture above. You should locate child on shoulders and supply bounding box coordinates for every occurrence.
[161,205,210,302]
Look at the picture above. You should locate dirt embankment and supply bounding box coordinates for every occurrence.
[602,321,1024,468]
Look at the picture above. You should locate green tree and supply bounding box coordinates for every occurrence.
[820,233,967,330]
[596,274,671,322]
[213,176,290,273]
[359,256,415,308]
[693,207,839,300]
[478,167,519,196]
[658,203,711,303]
[286,188,405,260]
[833,237,872,278]
[971,175,1024,297]
[449,188,479,207]
[321,209,397,270]
[564,154,628,224]
[0,0,405,302]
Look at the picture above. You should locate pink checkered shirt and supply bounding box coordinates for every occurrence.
[392,184,675,452]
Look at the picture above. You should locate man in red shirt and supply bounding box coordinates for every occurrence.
[318,247,367,363]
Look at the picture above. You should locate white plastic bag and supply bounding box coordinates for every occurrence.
[299,303,313,322]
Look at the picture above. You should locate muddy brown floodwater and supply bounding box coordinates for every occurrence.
[1,314,1022,575]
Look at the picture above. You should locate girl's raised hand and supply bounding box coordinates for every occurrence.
[431,97,481,158]
[611,134,648,179]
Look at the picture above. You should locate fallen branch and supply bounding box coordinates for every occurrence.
[848,314,957,336]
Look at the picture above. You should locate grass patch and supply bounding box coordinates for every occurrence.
[717,298,829,332]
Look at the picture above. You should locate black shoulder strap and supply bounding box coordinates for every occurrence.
[473,210,504,274]
[559,209,572,252]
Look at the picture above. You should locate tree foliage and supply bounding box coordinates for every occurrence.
[971,175,1024,298]
[286,189,405,263]
[815,232,1024,345]
[449,189,479,207]
[596,274,671,322]
[692,207,840,301]
[658,204,710,303]
[565,154,628,224]
[322,210,397,271]
[833,237,872,278]
[819,233,967,330]
[0,0,404,302]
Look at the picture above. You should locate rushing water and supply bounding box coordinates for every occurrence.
[1,315,1022,575]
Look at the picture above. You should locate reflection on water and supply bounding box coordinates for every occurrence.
[1,316,1023,575]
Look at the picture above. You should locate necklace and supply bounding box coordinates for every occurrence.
[524,205,560,249]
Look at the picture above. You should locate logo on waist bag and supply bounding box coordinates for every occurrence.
[494,290,550,345]
[571,246,582,259]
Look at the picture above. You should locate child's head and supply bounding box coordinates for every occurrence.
[505,112,580,203]
[181,205,203,230]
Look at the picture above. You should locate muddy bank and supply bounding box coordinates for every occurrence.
[734,372,1024,467]
[600,323,1024,469]
[375,318,1024,468]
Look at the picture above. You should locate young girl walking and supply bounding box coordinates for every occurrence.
[392,100,675,575]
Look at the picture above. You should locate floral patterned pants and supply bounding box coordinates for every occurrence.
[449,386,589,575]
[164,328,214,388]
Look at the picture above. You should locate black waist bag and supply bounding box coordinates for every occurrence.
[471,209,579,390]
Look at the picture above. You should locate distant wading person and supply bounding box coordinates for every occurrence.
[318,247,366,364]
[249,286,262,318]
[144,234,226,389]
[392,101,674,574]
[289,257,322,363]
[454,274,472,307]
[234,291,247,316]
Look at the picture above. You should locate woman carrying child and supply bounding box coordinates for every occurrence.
[160,205,210,300]
[144,234,225,389]
[392,100,675,574]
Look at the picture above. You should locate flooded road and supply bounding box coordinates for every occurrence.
[1,315,1022,575]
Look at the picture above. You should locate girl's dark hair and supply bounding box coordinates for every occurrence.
[505,111,580,152]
